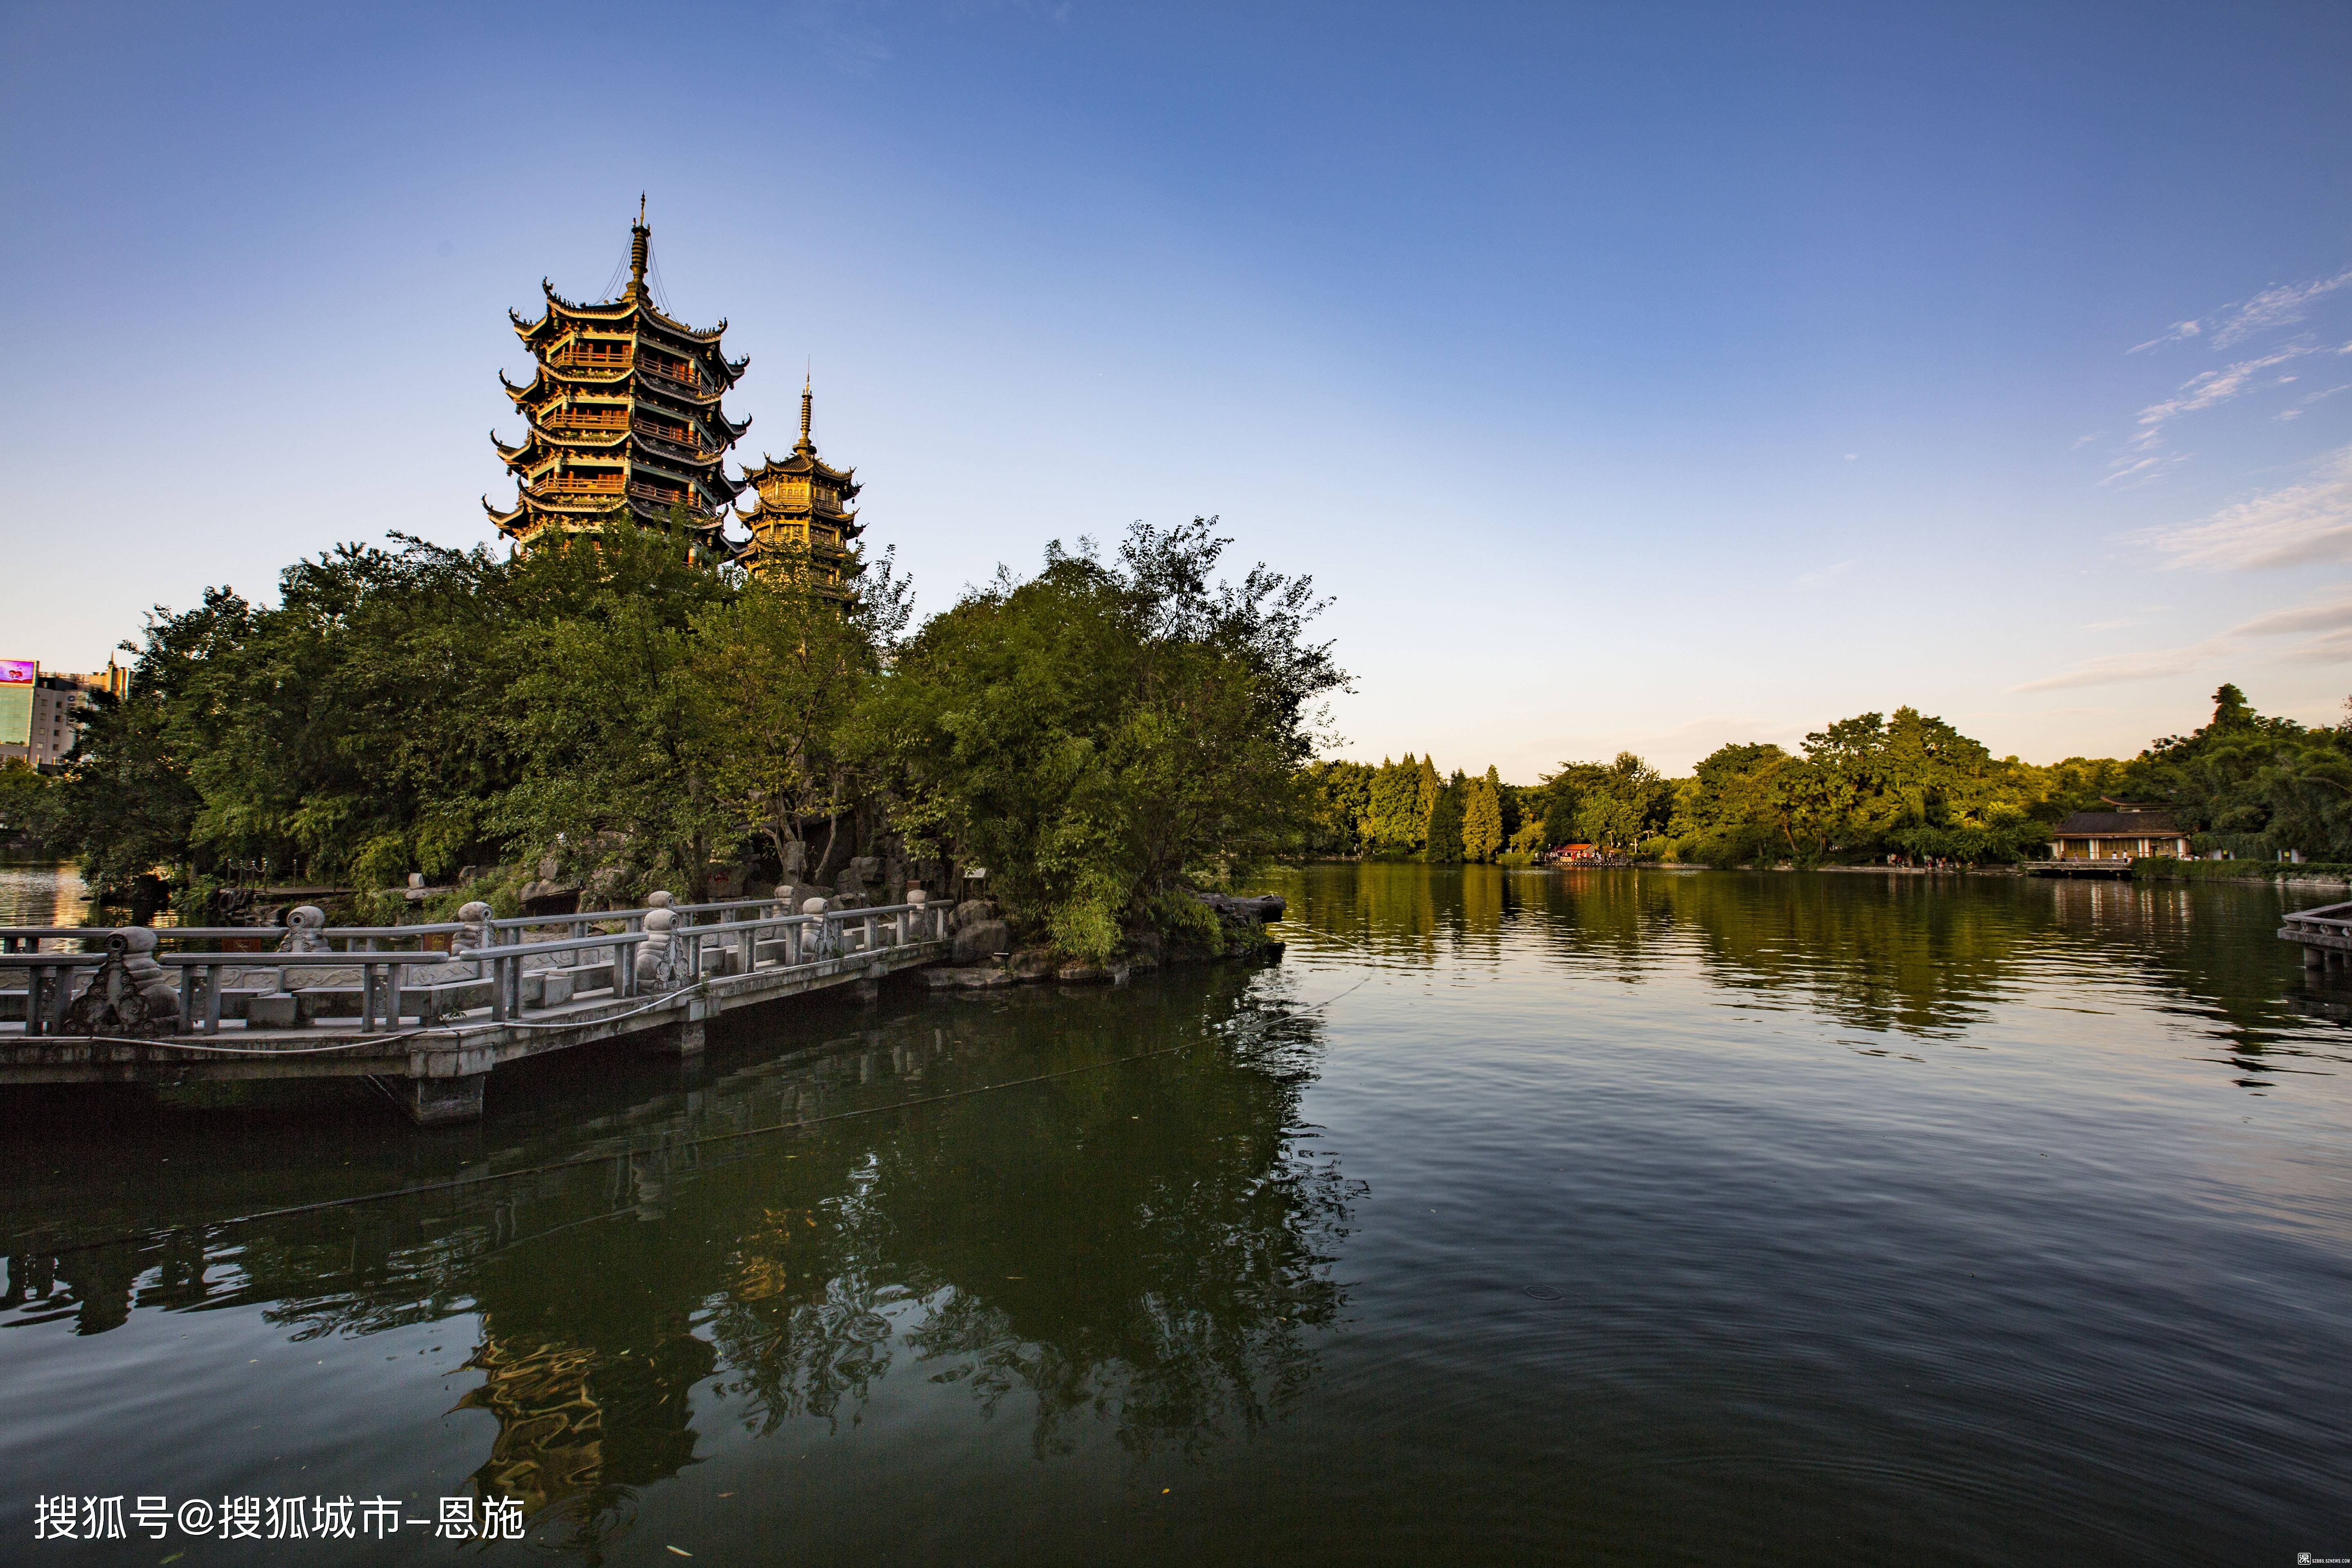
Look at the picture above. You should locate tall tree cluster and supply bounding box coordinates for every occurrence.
[1291,685,2352,868]
[45,517,1341,959]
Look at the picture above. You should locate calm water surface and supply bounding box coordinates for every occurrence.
[4,866,2349,1565]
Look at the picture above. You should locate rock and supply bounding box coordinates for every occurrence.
[828,892,869,911]
[951,918,1012,965]
[1007,948,1057,981]
[584,866,633,910]
[1055,962,1112,983]
[519,880,581,916]
[918,965,1012,990]
[950,898,999,933]
[839,855,882,892]
[1195,891,1285,922]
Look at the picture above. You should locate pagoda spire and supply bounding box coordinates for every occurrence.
[626,195,649,301]
[796,374,815,456]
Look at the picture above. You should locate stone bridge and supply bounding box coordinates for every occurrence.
[0,893,952,1123]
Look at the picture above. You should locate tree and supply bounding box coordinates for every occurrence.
[1461,766,1504,862]
[1298,759,1376,855]
[1416,755,1443,843]
[864,519,1345,961]
[494,522,743,900]
[1672,742,1792,864]
[1362,755,1425,855]
[1574,753,1670,850]
[1422,772,1466,863]
[682,543,894,881]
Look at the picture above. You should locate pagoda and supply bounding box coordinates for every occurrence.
[486,203,751,553]
[735,381,864,600]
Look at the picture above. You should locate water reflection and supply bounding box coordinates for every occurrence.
[5,866,2348,1565]
[0,860,89,929]
[1,966,1350,1544]
[1276,864,2349,1063]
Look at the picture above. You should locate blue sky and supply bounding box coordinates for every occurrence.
[4,0,2350,778]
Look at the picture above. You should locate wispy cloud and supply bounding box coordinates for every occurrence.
[2010,639,2223,693]
[2232,595,2352,637]
[2129,321,2203,354]
[2131,267,2352,355]
[1792,559,1855,592]
[2069,432,2104,450]
[2140,445,2352,570]
[2114,343,2316,474]
[2105,269,2352,482]
[2212,267,2352,347]
[2282,627,2352,665]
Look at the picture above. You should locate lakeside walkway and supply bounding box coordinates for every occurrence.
[0,895,952,1122]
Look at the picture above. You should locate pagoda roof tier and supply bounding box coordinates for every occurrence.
[501,363,731,409]
[739,449,860,490]
[514,283,731,348]
[504,420,736,471]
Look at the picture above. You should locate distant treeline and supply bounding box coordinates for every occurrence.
[1300,685,2352,866]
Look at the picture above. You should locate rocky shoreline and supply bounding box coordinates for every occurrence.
[916,890,1287,990]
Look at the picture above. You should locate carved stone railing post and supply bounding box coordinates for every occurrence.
[455,901,493,978]
[62,928,182,1037]
[801,898,830,963]
[635,907,683,993]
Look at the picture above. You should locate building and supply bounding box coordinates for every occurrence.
[486,205,752,556]
[0,661,127,769]
[735,381,864,600]
[2048,800,2190,863]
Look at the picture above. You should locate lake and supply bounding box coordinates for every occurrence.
[3,864,2348,1565]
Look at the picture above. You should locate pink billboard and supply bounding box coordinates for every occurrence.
[0,661,33,746]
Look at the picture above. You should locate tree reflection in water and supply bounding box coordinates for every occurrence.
[1280,863,2340,1056]
[0,964,1352,1548]
[697,984,1352,1464]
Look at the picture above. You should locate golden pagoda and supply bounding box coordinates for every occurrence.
[486,202,751,553]
[735,381,863,599]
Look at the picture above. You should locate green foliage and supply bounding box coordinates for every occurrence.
[0,759,61,852]
[1461,766,1505,862]
[61,539,517,892]
[1558,752,1671,851]
[863,519,1344,956]
[59,522,899,903]
[1663,709,2056,866]
[1422,773,1466,862]
[1414,755,1443,845]
[2118,684,2352,860]
[1298,758,1376,855]
[1362,755,1426,855]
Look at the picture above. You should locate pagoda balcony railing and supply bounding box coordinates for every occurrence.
[637,365,713,397]
[636,431,715,464]
[626,482,697,508]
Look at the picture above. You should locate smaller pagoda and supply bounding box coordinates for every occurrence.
[736,381,864,599]
[486,203,751,554]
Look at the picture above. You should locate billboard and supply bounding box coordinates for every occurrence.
[0,661,35,747]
